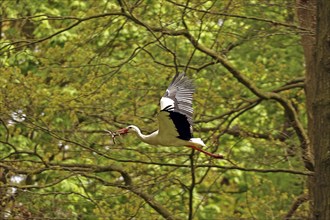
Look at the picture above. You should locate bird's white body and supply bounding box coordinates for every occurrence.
[127,125,206,147]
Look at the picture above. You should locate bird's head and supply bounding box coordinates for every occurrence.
[116,125,137,135]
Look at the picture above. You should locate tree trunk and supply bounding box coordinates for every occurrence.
[312,0,330,219]
[297,0,330,219]
[296,0,316,217]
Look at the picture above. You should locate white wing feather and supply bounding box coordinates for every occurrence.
[160,73,195,125]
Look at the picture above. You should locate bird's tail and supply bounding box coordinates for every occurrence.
[190,138,207,147]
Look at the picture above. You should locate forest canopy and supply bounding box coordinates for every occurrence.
[0,0,314,219]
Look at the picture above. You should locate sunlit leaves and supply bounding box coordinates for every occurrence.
[0,0,309,219]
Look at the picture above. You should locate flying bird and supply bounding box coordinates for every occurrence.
[117,73,223,159]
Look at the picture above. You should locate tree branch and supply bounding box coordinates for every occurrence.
[284,194,309,219]
[0,12,125,53]
[188,150,196,220]
[74,166,180,220]
[0,161,178,220]
[166,0,310,31]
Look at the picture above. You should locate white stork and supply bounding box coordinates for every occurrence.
[117,73,223,159]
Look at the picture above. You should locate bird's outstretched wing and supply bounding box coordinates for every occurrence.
[160,73,195,125]
[157,73,194,141]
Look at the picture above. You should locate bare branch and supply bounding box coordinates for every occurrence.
[188,150,196,220]
[284,194,309,219]
[0,12,125,53]
[76,168,180,220]
[166,0,310,31]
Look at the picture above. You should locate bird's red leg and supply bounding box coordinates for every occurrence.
[187,145,224,159]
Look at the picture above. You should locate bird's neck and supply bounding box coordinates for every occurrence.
[130,125,158,145]
[131,125,145,139]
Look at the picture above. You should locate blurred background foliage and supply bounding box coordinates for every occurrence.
[0,0,310,219]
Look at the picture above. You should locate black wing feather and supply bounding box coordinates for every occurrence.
[162,106,192,140]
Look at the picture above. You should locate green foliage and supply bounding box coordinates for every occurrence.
[0,0,310,219]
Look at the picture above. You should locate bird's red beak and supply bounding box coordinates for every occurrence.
[116,128,129,135]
